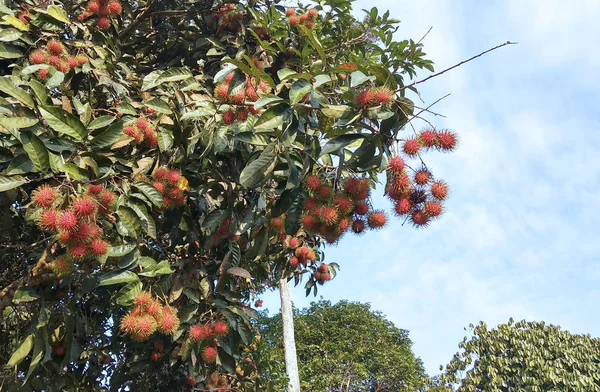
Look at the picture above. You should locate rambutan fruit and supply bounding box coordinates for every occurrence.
[301,214,318,232]
[119,313,137,335]
[98,5,110,16]
[107,0,122,15]
[372,87,394,107]
[224,72,235,83]
[388,156,405,173]
[403,138,420,156]
[134,291,152,308]
[39,209,59,231]
[411,210,430,227]
[338,218,350,232]
[289,256,299,268]
[236,108,249,122]
[47,40,63,56]
[190,325,205,342]
[73,223,95,243]
[394,198,412,216]
[390,172,410,193]
[86,185,102,197]
[57,230,74,246]
[303,198,318,211]
[213,321,229,336]
[410,189,428,205]
[289,15,299,26]
[285,8,296,17]
[72,197,97,217]
[89,239,109,257]
[186,377,196,386]
[202,347,218,362]
[67,57,78,69]
[214,83,229,101]
[316,185,331,200]
[335,196,354,215]
[98,189,117,208]
[353,179,371,200]
[29,50,47,65]
[295,246,310,261]
[157,310,180,335]
[223,110,235,124]
[151,351,161,361]
[424,201,443,217]
[430,181,448,200]
[144,129,158,147]
[352,219,365,234]
[246,85,259,101]
[88,0,100,13]
[414,170,430,185]
[367,211,387,229]
[419,129,438,148]
[269,217,284,232]
[305,175,321,191]
[57,59,70,74]
[437,130,458,151]
[68,244,88,260]
[307,8,318,18]
[320,206,339,225]
[132,315,157,341]
[298,14,309,24]
[97,17,111,30]
[304,20,315,29]
[57,211,78,232]
[134,117,148,131]
[123,125,136,137]
[353,200,369,215]
[153,168,168,181]
[289,237,300,248]
[32,185,58,208]
[155,343,164,352]
[48,55,60,67]
[168,187,183,200]
[50,257,74,277]
[153,182,165,194]
[37,69,49,80]
[355,90,373,109]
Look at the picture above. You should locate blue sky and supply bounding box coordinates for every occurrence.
[261,0,600,375]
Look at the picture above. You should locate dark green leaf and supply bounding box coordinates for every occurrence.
[239,143,277,188]
[39,106,87,141]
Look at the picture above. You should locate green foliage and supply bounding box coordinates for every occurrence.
[440,319,600,391]
[258,300,428,391]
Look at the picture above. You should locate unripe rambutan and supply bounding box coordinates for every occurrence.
[215,83,229,101]
[88,1,100,13]
[37,69,49,80]
[153,168,168,181]
[87,184,103,195]
[39,209,59,231]
[213,321,229,336]
[355,90,373,109]
[29,50,47,65]
[132,315,157,341]
[89,239,109,257]
[97,17,111,30]
[437,130,458,151]
[223,110,235,124]
[67,57,78,69]
[351,219,365,234]
[424,201,443,217]
[134,291,152,308]
[430,181,448,200]
[72,197,97,217]
[414,170,430,185]
[157,309,180,335]
[68,244,88,260]
[307,8,318,18]
[51,257,74,277]
[289,256,299,268]
[419,129,438,148]
[353,200,369,215]
[394,198,412,215]
[76,55,88,66]
[372,87,394,107]
[305,175,321,191]
[119,313,137,334]
[107,0,122,15]
[57,211,78,232]
[403,139,420,156]
[47,40,63,56]
[203,347,218,362]
[411,210,430,227]
[320,207,339,225]
[285,8,296,16]
[32,185,58,208]
[388,156,405,173]
[367,211,387,229]
[236,108,248,122]
[48,55,60,67]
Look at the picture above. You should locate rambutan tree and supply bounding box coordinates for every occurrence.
[0,0,507,389]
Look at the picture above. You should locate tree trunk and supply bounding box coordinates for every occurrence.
[279,278,300,392]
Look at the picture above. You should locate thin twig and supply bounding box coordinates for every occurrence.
[394,41,517,93]
[417,26,433,45]
[405,93,451,126]
[119,0,158,39]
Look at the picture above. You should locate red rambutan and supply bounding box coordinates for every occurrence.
[303,198,318,211]
[301,214,318,232]
[414,170,430,185]
[134,291,152,308]
[367,211,387,229]
[305,175,321,191]
[419,129,438,148]
[394,198,412,215]
[158,310,180,334]
[285,8,296,17]
[153,168,168,181]
[57,211,78,232]
[76,55,88,66]
[411,210,430,227]
[388,156,405,173]
[372,87,394,107]
[57,59,70,74]
[132,315,157,341]
[144,129,158,147]
[289,237,300,248]
[97,17,111,30]
[316,185,331,200]
[119,313,137,334]
[298,14,308,24]
[236,108,249,122]
[151,352,161,361]
[437,130,458,151]
[269,217,284,232]
[57,230,74,246]
[213,321,229,336]
[351,219,365,234]
[72,197,97,217]
[32,185,58,208]
[29,50,47,65]
[320,207,339,225]
[39,209,59,231]
[98,190,117,210]
[47,55,60,67]
[47,40,63,56]
[353,200,369,215]
[403,139,420,156]
[289,15,299,26]
[107,0,122,15]
[335,196,354,215]
[67,57,78,69]
[135,117,148,131]
[37,69,49,80]
[68,244,88,260]
[424,201,443,217]
[338,218,350,232]
[215,83,229,101]
[202,347,218,362]
[223,110,235,124]
[304,20,314,29]
[290,256,299,268]
[89,239,109,257]
[307,8,318,18]
[355,90,373,109]
[430,181,448,200]
[88,184,103,195]
[88,0,100,13]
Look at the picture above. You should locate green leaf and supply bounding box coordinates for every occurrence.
[132,182,164,208]
[0,116,38,128]
[350,71,372,88]
[116,102,137,115]
[21,132,49,172]
[253,95,284,110]
[157,130,174,152]
[88,115,116,130]
[12,288,39,304]
[60,163,89,181]
[90,121,123,149]
[313,74,331,87]
[156,68,193,84]
[116,281,142,306]
[0,77,34,108]
[24,333,44,383]
[6,334,34,367]
[239,143,278,188]
[108,242,136,257]
[301,27,326,63]
[98,270,139,286]
[39,106,87,141]
[319,134,365,157]
[0,28,22,42]
[29,80,51,106]
[46,5,70,24]
[21,64,48,75]
[0,43,22,59]
[129,202,157,239]
[6,155,33,175]
[0,175,27,191]
[117,207,141,238]
[141,70,165,91]
[254,104,290,130]
[320,104,353,119]
[289,79,312,106]
[277,68,296,81]
[285,191,304,235]
[145,98,172,114]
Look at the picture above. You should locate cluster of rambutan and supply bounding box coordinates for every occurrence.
[30,184,116,274]
[355,87,395,109]
[214,72,269,122]
[299,174,387,244]
[285,8,318,29]
[79,0,123,30]
[208,3,243,35]
[314,263,332,285]
[119,291,180,341]
[188,320,229,363]
[385,156,448,227]
[150,342,164,362]
[151,167,187,209]
[402,127,458,156]
[123,117,158,147]
[205,372,228,390]
[28,40,88,81]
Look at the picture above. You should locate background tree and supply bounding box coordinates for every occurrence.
[439,319,600,391]
[0,0,494,389]
[257,300,428,391]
